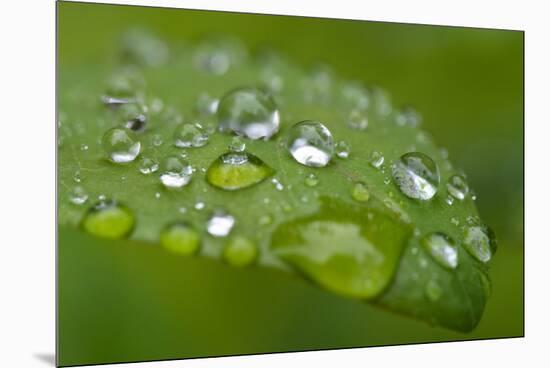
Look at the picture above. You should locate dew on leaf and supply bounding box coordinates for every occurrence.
[463,226,493,263]
[223,235,257,267]
[447,174,469,201]
[195,92,219,116]
[228,136,246,152]
[335,140,351,159]
[173,122,209,148]
[347,109,368,131]
[421,232,458,269]
[69,186,88,205]
[206,151,273,191]
[102,127,141,163]
[351,182,370,202]
[395,107,422,127]
[138,157,159,175]
[287,120,334,167]
[391,152,440,200]
[207,210,235,237]
[304,173,319,187]
[159,156,193,189]
[160,222,200,256]
[81,199,134,239]
[369,151,385,169]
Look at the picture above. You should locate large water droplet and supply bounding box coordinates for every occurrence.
[217,87,280,140]
[223,236,257,267]
[173,122,209,148]
[102,127,141,163]
[287,120,334,167]
[447,174,469,201]
[81,199,134,239]
[160,222,200,256]
[206,151,273,191]
[271,199,410,299]
[159,156,193,189]
[207,210,235,237]
[462,226,494,263]
[421,232,458,269]
[391,152,440,200]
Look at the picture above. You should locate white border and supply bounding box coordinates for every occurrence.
[1,1,547,367]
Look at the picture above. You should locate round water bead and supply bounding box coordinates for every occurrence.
[335,140,351,159]
[217,87,280,140]
[447,174,469,201]
[206,151,273,191]
[369,151,385,169]
[206,210,235,237]
[421,232,458,269]
[118,103,148,132]
[223,236,258,267]
[347,109,369,131]
[304,173,319,187]
[69,186,88,205]
[81,199,134,239]
[159,156,193,189]
[173,122,209,148]
[138,157,159,175]
[102,127,141,163]
[391,152,440,200]
[462,226,494,263]
[160,222,201,256]
[228,136,246,152]
[287,120,334,167]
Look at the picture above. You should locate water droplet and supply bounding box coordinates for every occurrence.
[206,151,273,191]
[160,222,200,256]
[463,226,493,263]
[173,122,209,148]
[425,279,442,301]
[445,195,454,206]
[152,134,163,147]
[118,103,148,132]
[347,109,368,131]
[447,174,469,201]
[217,87,280,140]
[271,178,284,191]
[352,182,370,202]
[228,136,246,152]
[81,199,134,239]
[194,201,205,211]
[395,107,422,127]
[73,170,82,183]
[370,87,393,117]
[80,144,89,151]
[369,151,385,169]
[194,37,246,75]
[421,232,458,269]
[223,236,257,267]
[304,173,319,187]
[335,141,351,159]
[207,210,235,237]
[391,152,440,200]
[69,186,88,205]
[102,127,141,163]
[341,82,370,110]
[195,92,219,116]
[287,120,334,167]
[138,157,159,174]
[159,156,193,189]
[154,192,161,199]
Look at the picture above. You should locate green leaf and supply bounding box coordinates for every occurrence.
[58,32,494,335]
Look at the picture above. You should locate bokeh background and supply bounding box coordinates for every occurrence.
[57,2,523,366]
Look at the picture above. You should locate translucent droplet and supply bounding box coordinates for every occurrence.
[391,152,440,200]
[206,151,273,191]
[421,232,458,269]
[173,122,209,148]
[369,151,385,169]
[447,174,469,201]
[138,157,159,175]
[152,134,163,147]
[194,201,205,211]
[223,236,257,267]
[271,178,284,191]
[304,173,319,187]
[352,182,370,202]
[160,222,200,256]
[69,186,88,205]
[445,195,454,206]
[395,107,422,127]
[159,156,193,189]
[347,109,368,131]
[207,210,235,237]
[195,92,219,116]
[425,279,442,301]
[341,82,370,110]
[463,226,494,263]
[102,127,141,163]
[81,199,134,239]
[218,87,280,140]
[80,144,89,151]
[228,136,245,152]
[118,103,148,132]
[287,120,334,167]
[194,37,246,75]
[73,170,82,183]
[335,141,351,159]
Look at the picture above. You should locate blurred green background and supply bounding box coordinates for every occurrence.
[57,1,523,366]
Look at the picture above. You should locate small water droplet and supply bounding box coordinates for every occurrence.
[81,199,134,239]
[178,206,187,214]
[138,157,159,174]
[447,174,469,201]
[335,141,351,159]
[445,195,454,206]
[80,144,89,151]
[347,109,369,131]
[160,222,200,256]
[154,192,161,199]
[194,201,205,211]
[425,279,442,301]
[304,173,319,187]
[206,151,273,191]
[228,136,246,152]
[463,226,493,263]
[102,127,141,163]
[73,170,82,183]
[352,182,370,202]
[223,236,257,267]
[369,151,385,169]
[271,178,284,191]
[195,92,219,116]
[69,186,88,205]
[194,37,246,75]
[421,232,458,269]
[341,82,370,110]
[218,87,280,140]
[392,152,440,200]
[159,156,193,189]
[118,103,148,132]
[173,122,209,148]
[395,107,422,127]
[207,210,235,237]
[287,120,334,167]
[152,134,163,147]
